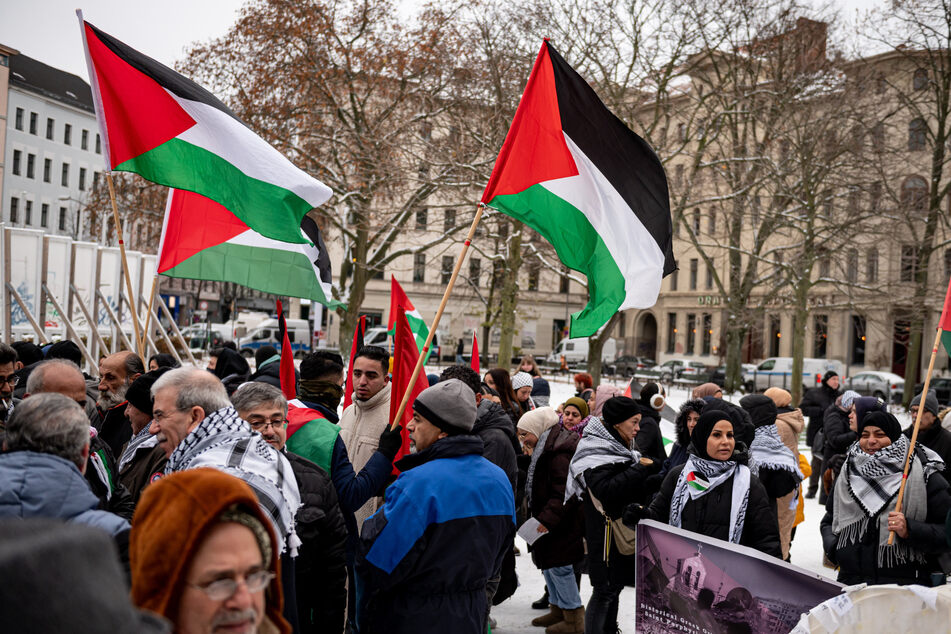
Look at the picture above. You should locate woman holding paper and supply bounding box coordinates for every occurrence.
[820,410,951,586]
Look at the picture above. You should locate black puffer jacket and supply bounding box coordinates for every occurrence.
[285,451,348,634]
[905,424,951,485]
[646,450,782,559]
[822,403,855,466]
[475,399,519,493]
[635,406,667,463]
[801,383,841,447]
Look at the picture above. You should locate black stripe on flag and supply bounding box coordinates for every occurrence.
[545,42,676,277]
[301,216,333,284]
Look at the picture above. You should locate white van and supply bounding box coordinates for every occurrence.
[546,337,617,366]
[750,357,844,392]
[237,319,310,357]
[362,326,442,359]
[181,323,234,352]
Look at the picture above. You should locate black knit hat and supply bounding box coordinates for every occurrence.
[739,394,777,429]
[859,410,902,442]
[602,396,641,427]
[124,368,170,418]
[691,410,734,460]
[822,370,838,386]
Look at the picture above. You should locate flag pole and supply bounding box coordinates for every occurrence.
[107,173,143,359]
[389,203,485,430]
[887,325,943,545]
[139,275,159,357]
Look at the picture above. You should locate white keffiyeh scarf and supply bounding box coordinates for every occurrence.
[565,419,641,502]
[117,425,159,474]
[750,423,803,482]
[670,455,751,544]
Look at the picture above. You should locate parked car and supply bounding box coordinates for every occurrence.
[913,377,951,406]
[748,357,844,392]
[651,359,707,382]
[545,337,617,366]
[846,371,904,403]
[612,356,657,377]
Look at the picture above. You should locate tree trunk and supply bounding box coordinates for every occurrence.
[588,312,620,385]
[337,225,370,352]
[790,308,809,406]
[496,222,523,368]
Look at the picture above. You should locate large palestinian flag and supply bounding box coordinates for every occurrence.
[79,13,331,244]
[158,188,342,307]
[481,41,675,337]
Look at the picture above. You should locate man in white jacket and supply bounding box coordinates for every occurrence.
[339,345,392,527]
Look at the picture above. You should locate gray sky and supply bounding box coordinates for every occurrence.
[1,0,885,85]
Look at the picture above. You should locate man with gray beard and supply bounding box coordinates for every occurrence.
[92,351,144,457]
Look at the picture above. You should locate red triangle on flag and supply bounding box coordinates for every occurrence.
[388,276,415,332]
[471,333,480,374]
[389,308,429,473]
[157,189,249,273]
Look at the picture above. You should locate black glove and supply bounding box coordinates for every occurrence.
[378,425,404,460]
[623,503,646,528]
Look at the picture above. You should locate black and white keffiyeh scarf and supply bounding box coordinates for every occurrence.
[565,419,641,502]
[117,425,159,473]
[750,423,803,482]
[670,455,751,544]
[832,435,944,567]
[165,406,302,555]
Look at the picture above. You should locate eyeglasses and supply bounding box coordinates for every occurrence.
[249,419,288,432]
[1,374,19,387]
[152,408,182,423]
[190,569,275,601]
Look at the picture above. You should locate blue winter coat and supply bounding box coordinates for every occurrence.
[356,435,515,634]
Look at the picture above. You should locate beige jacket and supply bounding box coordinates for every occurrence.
[775,407,805,560]
[339,382,392,527]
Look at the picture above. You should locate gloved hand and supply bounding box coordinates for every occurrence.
[623,503,646,528]
[378,424,404,460]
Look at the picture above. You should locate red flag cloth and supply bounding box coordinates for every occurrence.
[387,276,413,333]
[623,381,633,398]
[389,308,429,473]
[939,277,951,357]
[276,300,296,400]
[471,333,480,374]
[343,315,366,410]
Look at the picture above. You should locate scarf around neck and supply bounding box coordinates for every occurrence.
[525,427,553,509]
[750,423,803,481]
[117,424,159,473]
[565,419,641,502]
[165,406,302,555]
[670,454,751,544]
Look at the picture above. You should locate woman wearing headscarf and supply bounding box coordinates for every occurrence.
[519,407,585,633]
[820,410,951,586]
[764,387,807,560]
[560,397,593,438]
[635,383,668,463]
[591,385,622,420]
[208,347,250,396]
[740,394,802,503]
[566,396,661,634]
[625,410,782,558]
[660,399,705,479]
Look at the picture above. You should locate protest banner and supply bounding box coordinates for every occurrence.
[635,520,843,633]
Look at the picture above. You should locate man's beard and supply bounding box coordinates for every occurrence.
[97,382,129,410]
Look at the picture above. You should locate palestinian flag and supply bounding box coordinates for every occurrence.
[387,277,431,359]
[158,188,342,307]
[940,276,951,358]
[481,41,675,337]
[686,471,709,492]
[79,14,331,244]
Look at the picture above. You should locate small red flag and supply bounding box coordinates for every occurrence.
[938,277,951,358]
[471,333,480,374]
[276,300,296,400]
[389,308,429,472]
[387,276,414,333]
[343,315,366,410]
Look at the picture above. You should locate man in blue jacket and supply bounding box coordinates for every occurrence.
[356,379,515,634]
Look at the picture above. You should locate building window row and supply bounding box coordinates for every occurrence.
[13,108,101,154]
[10,151,94,191]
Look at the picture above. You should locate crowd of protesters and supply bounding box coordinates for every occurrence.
[3,336,951,634]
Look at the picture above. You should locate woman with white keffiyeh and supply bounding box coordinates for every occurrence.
[740,394,803,502]
[624,410,782,558]
[820,410,951,586]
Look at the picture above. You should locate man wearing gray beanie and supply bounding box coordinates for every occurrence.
[906,389,951,482]
[355,379,516,634]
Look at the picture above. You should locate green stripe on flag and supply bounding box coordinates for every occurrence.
[942,330,951,359]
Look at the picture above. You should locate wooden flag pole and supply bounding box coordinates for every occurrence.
[390,203,485,430]
[139,275,159,356]
[106,173,144,359]
[887,325,943,545]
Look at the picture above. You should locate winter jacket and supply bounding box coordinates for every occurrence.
[117,443,168,507]
[475,399,518,493]
[285,451,348,634]
[339,383,392,528]
[90,402,132,459]
[821,460,951,586]
[356,435,515,634]
[582,459,659,586]
[801,383,841,447]
[822,403,856,466]
[87,434,136,521]
[0,451,131,575]
[250,359,300,390]
[531,376,551,408]
[529,425,584,570]
[775,406,805,559]
[212,348,251,395]
[904,423,951,485]
[661,400,706,479]
[646,460,782,559]
[635,407,668,463]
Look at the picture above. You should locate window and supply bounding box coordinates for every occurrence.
[528,261,540,291]
[95,134,101,154]
[901,176,928,212]
[847,249,858,283]
[29,112,37,135]
[415,207,427,230]
[440,255,453,284]
[701,313,712,355]
[848,186,860,212]
[751,195,762,227]
[675,164,684,187]
[413,253,426,283]
[46,117,54,140]
[705,263,713,289]
[560,272,569,294]
[814,314,828,358]
[866,249,878,283]
[689,258,698,290]
[469,258,480,286]
[913,68,928,91]
[417,162,429,180]
[908,118,927,151]
[851,315,866,365]
[81,129,89,150]
[58,206,66,231]
[12,150,20,176]
[370,264,384,280]
[678,123,686,141]
[900,245,918,282]
[670,268,678,291]
[9,197,18,223]
[870,181,882,210]
[443,208,455,232]
[686,314,696,355]
[92,171,100,190]
[79,168,87,191]
[61,163,69,187]
[666,313,677,354]
[872,122,885,150]
[821,190,833,217]
[14,107,23,130]
[692,209,701,234]
[818,253,830,278]
[64,123,72,146]
[769,316,781,356]
[708,210,716,234]
[43,158,51,183]
[40,204,48,228]
[24,200,32,226]
[26,154,35,179]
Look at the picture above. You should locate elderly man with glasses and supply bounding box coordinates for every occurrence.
[232,382,348,634]
[0,342,20,425]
